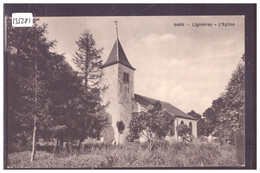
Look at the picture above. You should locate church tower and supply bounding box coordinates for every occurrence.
[101,23,135,144]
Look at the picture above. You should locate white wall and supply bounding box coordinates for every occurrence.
[174,117,198,140]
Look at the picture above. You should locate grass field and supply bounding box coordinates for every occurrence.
[7,139,240,168]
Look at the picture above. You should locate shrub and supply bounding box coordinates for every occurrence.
[8,132,32,153]
[128,102,175,151]
[176,124,193,142]
[7,140,240,168]
[176,124,191,136]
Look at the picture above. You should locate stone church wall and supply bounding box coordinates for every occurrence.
[117,64,134,144]
[101,64,135,144]
[101,64,120,144]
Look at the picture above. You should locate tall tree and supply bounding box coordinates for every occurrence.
[73,29,105,148]
[73,29,103,92]
[215,55,245,142]
[6,18,81,161]
[213,55,245,164]
[7,18,57,161]
[200,54,245,144]
[45,61,82,151]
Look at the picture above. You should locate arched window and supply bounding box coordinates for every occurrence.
[189,122,193,134]
[180,121,184,125]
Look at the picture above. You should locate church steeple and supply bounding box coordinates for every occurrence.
[101,22,135,70]
[101,39,135,70]
[101,22,135,145]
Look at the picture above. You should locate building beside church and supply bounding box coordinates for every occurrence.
[101,37,197,144]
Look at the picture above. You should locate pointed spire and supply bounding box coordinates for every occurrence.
[101,22,135,70]
[101,40,135,70]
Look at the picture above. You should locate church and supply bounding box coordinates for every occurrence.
[101,33,197,144]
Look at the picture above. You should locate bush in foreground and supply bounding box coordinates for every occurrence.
[7,140,239,168]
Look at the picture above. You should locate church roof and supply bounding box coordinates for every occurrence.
[134,94,197,120]
[101,39,135,70]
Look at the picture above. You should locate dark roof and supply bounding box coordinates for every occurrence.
[101,39,135,70]
[134,94,197,120]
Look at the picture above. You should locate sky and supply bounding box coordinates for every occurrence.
[39,16,244,114]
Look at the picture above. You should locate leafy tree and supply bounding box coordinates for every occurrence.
[42,60,82,144]
[6,18,86,161]
[215,55,245,143]
[199,54,245,145]
[187,110,208,137]
[116,120,125,144]
[202,108,216,136]
[187,110,201,119]
[6,18,70,161]
[200,97,225,136]
[7,19,108,159]
[72,29,106,148]
[128,101,175,151]
[176,124,192,142]
[196,118,206,136]
[209,55,245,165]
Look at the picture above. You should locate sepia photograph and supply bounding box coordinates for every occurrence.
[4,4,256,169]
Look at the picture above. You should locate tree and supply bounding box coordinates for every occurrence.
[218,55,245,132]
[214,55,245,164]
[197,118,207,136]
[128,101,175,151]
[187,110,201,119]
[6,18,84,161]
[116,120,125,144]
[202,108,216,136]
[6,18,71,161]
[215,55,245,143]
[176,124,192,142]
[187,110,205,137]
[199,54,244,145]
[200,97,225,137]
[73,29,106,148]
[7,18,54,161]
[46,63,83,154]
[73,29,103,92]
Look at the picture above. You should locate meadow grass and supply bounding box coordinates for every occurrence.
[7,139,239,168]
